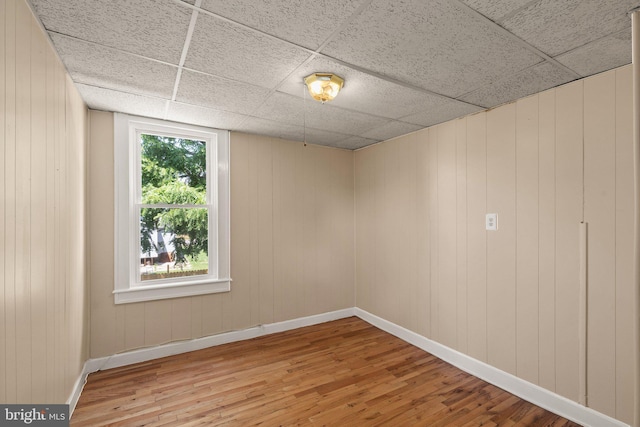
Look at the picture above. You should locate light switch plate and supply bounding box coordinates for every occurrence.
[486,213,498,231]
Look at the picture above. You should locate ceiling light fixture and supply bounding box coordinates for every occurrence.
[304,73,344,103]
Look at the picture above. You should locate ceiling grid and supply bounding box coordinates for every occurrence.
[28,0,640,149]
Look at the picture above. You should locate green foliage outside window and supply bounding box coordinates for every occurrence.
[140,134,209,266]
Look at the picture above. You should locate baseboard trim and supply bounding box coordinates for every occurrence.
[66,308,355,416]
[68,306,628,427]
[354,308,629,427]
[66,368,89,416]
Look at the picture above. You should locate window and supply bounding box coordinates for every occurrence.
[114,114,230,304]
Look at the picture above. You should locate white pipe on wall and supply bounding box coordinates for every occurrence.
[631,8,640,427]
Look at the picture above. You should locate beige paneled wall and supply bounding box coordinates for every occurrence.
[88,118,355,357]
[354,66,634,424]
[0,0,89,404]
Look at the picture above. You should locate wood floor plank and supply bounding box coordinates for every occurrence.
[72,317,582,426]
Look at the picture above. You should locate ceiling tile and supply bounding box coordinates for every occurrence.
[361,120,423,141]
[166,102,248,130]
[233,117,352,147]
[255,92,389,136]
[199,0,370,50]
[460,0,536,22]
[50,33,177,99]
[29,0,636,151]
[76,84,167,118]
[457,61,576,108]
[278,56,482,119]
[30,0,191,64]
[304,127,357,147]
[321,0,542,98]
[400,98,483,127]
[234,117,303,142]
[556,29,631,77]
[184,13,311,89]
[176,70,271,115]
[500,0,640,56]
[336,135,381,150]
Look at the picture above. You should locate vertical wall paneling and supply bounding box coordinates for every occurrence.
[437,122,458,349]
[2,0,88,404]
[225,132,252,331]
[30,16,47,404]
[515,95,540,384]
[273,141,304,320]
[584,71,617,416]
[429,128,440,340]
[376,143,391,322]
[258,139,274,324]
[0,0,8,404]
[465,112,488,362]
[315,145,332,314]
[271,140,284,322]
[537,89,557,392]
[614,66,634,425]
[44,46,56,402]
[88,124,354,357]
[370,144,384,319]
[355,146,372,313]
[124,303,145,350]
[54,43,65,401]
[15,0,32,402]
[300,145,318,316]
[65,74,87,391]
[91,111,124,356]
[189,297,202,338]
[144,300,172,346]
[0,2,17,402]
[88,111,119,357]
[200,294,223,337]
[415,131,431,338]
[486,104,517,375]
[171,299,192,342]
[353,65,633,424]
[332,146,355,312]
[248,134,261,324]
[554,81,583,402]
[398,135,418,328]
[455,118,468,354]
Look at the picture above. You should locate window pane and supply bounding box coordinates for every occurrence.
[139,207,209,281]
[140,134,206,203]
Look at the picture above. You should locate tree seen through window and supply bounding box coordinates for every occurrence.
[139,134,209,280]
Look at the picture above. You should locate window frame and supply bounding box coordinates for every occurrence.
[114,113,231,304]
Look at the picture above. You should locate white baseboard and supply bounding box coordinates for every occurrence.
[67,306,628,427]
[66,368,89,416]
[66,308,355,416]
[354,307,629,427]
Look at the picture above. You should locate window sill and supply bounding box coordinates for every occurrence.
[114,278,231,304]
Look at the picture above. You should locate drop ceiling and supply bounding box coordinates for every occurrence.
[28,0,640,150]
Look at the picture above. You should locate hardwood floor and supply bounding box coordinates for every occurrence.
[72,317,581,426]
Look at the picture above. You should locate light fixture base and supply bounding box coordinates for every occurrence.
[304,73,344,103]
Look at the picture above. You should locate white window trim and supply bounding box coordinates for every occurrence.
[114,113,231,304]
